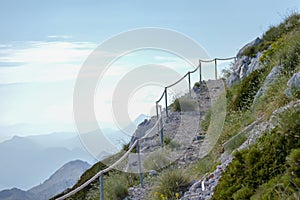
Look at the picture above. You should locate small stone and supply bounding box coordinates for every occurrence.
[207,173,214,180]
[149,170,158,176]
[196,188,202,193]
[189,181,201,192]
[184,191,190,196]
[128,187,134,195]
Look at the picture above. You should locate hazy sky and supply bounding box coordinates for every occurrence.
[0,0,299,141]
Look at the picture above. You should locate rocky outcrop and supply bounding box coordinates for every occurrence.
[236,37,262,58]
[226,38,263,87]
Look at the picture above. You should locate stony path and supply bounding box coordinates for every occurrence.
[126,80,225,200]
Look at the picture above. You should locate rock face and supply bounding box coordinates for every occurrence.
[226,38,263,87]
[253,65,282,103]
[285,71,300,98]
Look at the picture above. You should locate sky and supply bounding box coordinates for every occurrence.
[0,0,299,142]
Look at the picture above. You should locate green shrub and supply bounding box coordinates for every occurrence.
[104,173,137,200]
[194,82,200,88]
[152,169,190,200]
[287,149,300,179]
[171,97,197,112]
[172,98,181,112]
[164,136,172,146]
[228,68,266,111]
[212,107,300,200]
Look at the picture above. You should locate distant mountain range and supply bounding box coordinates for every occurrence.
[0,132,95,191]
[0,113,149,194]
[0,160,90,200]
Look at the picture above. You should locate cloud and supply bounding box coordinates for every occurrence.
[45,103,73,123]
[0,61,26,67]
[0,40,207,135]
[0,41,97,84]
[47,35,73,39]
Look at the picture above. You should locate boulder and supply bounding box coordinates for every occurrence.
[226,52,262,87]
[285,71,300,98]
[253,65,282,103]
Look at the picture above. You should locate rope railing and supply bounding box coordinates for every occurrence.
[156,57,236,117]
[56,56,236,200]
[199,57,236,62]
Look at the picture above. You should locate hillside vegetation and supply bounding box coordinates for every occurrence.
[54,13,300,200]
[212,13,300,199]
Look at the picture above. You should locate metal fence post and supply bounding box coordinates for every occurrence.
[214,58,218,80]
[136,140,144,188]
[156,102,160,135]
[99,173,104,200]
[188,72,191,97]
[199,61,202,83]
[159,105,164,148]
[164,88,168,117]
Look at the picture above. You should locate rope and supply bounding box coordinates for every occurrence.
[156,91,165,104]
[199,57,236,62]
[189,65,200,73]
[166,72,189,88]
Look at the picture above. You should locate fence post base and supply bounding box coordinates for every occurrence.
[99,173,104,200]
[137,140,144,188]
